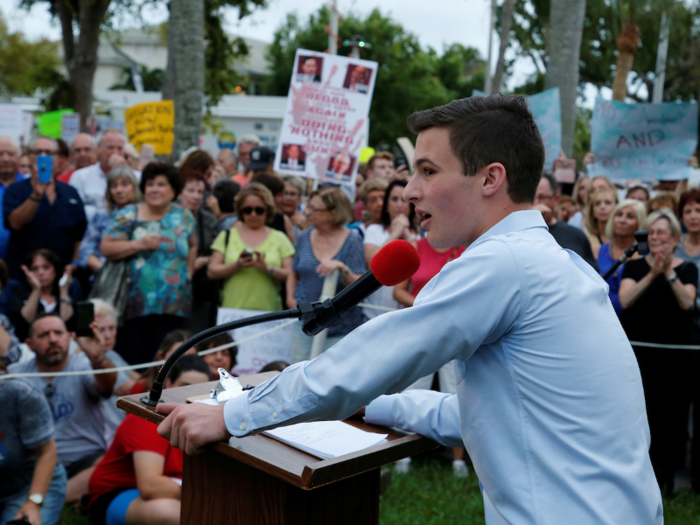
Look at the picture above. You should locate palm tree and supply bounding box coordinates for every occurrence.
[611,10,640,101]
[545,0,587,157]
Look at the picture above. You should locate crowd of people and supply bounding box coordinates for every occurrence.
[1,124,700,524]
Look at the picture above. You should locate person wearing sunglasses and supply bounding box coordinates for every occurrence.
[208,183,294,311]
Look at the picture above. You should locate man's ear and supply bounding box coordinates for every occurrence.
[481,163,508,197]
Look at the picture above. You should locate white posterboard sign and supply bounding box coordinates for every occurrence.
[590,98,698,181]
[0,104,26,145]
[61,113,81,145]
[216,308,293,376]
[273,49,378,196]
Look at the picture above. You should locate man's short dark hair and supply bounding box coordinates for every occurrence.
[212,179,241,214]
[541,171,559,196]
[252,172,285,196]
[407,95,545,204]
[140,162,183,197]
[167,354,211,383]
[28,313,65,338]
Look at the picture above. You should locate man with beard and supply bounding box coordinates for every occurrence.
[9,314,116,504]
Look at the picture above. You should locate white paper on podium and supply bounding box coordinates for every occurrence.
[263,421,388,459]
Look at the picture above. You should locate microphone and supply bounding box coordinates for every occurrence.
[141,239,420,406]
[301,239,420,336]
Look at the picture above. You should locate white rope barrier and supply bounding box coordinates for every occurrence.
[5,301,697,380]
[0,319,298,380]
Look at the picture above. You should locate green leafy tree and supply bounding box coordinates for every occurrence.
[16,0,265,130]
[0,13,62,96]
[260,6,485,150]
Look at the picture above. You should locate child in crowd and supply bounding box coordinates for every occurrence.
[87,355,211,525]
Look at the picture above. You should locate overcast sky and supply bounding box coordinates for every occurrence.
[0,0,605,103]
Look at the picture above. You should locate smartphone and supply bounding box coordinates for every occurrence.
[635,231,649,256]
[37,155,52,184]
[241,248,255,259]
[394,157,408,169]
[74,301,95,338]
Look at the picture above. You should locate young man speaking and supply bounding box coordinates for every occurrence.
[157,95,662,524]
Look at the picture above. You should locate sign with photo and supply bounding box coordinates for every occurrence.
[591,98,698,181]
[274,49,378,196]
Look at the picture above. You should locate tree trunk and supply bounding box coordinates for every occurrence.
[164,0,205,159]
[545,0,587,157]
[56,0,110,131]
[492,0,516,94]
[612,23,639,101]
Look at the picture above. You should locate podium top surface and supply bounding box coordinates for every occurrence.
[117,372,438,490]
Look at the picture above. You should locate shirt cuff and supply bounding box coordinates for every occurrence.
[365,395,397,428]
[223,393,255,437]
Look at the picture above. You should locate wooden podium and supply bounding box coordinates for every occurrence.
[117,372,438,525]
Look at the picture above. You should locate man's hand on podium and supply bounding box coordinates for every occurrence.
[157,402,232,455]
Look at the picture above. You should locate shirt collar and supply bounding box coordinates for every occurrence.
[469,210,548,251]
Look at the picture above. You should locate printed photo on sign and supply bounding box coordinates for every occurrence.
[343,65,372,94]
[325,152,355,183]
[296,55,323,83]
[279,144,306,171]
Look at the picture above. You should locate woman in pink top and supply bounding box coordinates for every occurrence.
[393,238,468,476]
[394,239,465,302]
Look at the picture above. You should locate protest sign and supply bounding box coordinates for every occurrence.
[591,98,698,181]
[216,308,293,376]
[86,116,125,137]
[528,89,562,170]
[0,105,25,144]
[37,109,74,139]
[471,88,562,169]
[61,113,81,145]
[273,49,378,195]
[123,101,174,155]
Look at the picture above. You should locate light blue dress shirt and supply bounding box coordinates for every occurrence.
[223,210,662,524]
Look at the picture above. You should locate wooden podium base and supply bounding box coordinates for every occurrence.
[182,448,380,525]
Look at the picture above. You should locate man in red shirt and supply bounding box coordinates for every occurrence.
[87,355,210,525]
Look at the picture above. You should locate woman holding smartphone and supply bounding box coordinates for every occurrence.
[208,183,294,311]
[101,163,196,365]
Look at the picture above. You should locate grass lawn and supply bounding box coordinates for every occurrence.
[57,450,700,525]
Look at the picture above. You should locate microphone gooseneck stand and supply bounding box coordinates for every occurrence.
[140,300,351,407]
[601,243,639,282]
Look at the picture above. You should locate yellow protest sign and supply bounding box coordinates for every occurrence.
[123,101,175,155]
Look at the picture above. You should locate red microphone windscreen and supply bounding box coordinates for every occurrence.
[370,240,421,286]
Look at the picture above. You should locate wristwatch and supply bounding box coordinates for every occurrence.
[28,493,44,506]
[667,273,678,284]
